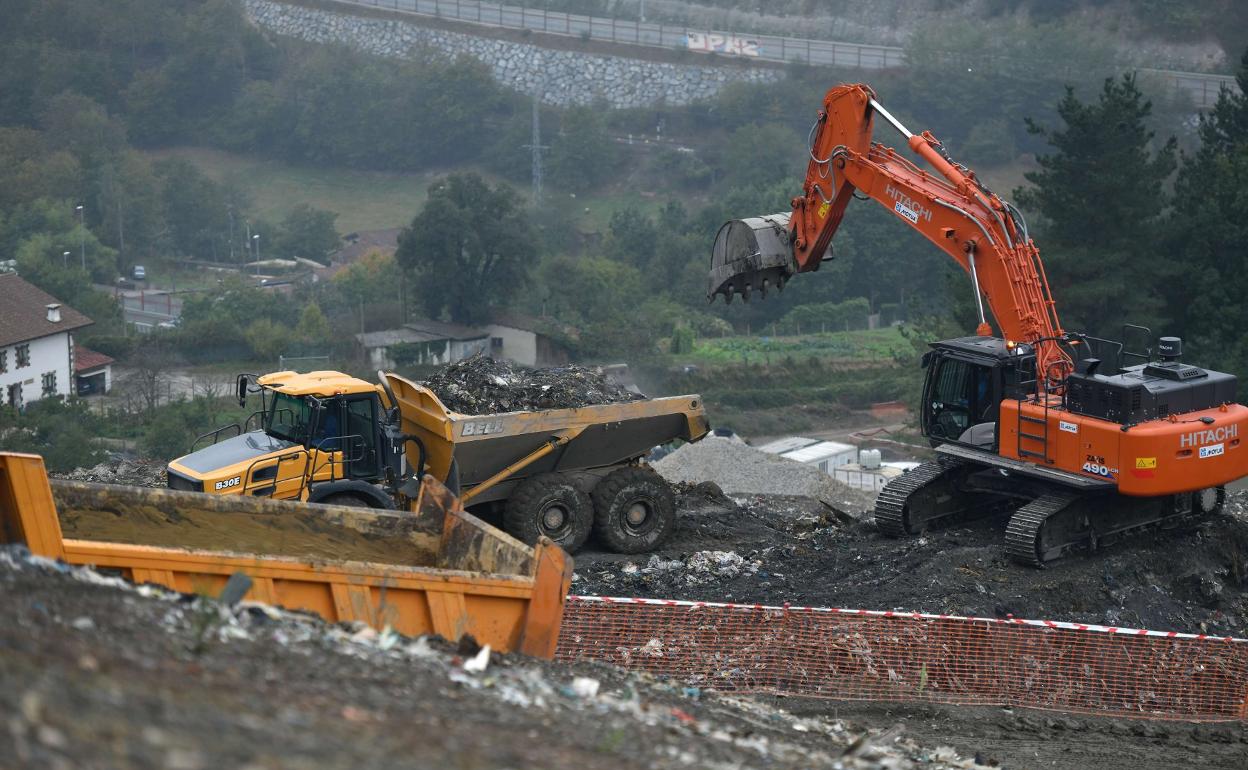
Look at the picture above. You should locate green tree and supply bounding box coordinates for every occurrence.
[295,301,332,345]
[0,398,104,472]
[605,205,657,268]
[275,204,339,264]
[548,105,617,193]
[719,123,803,189]
[395,174,535,325]
[1014,75,1176,337]
[1168,50,1248,376]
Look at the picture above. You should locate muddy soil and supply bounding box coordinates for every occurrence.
[781,699,1248,770]
[574,486,1248,639]
[53,480,438,567]
[0,550,981,770]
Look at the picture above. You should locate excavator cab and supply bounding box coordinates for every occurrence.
[920,337,1035,449]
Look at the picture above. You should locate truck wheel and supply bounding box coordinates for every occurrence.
[591,467,676,554]
[504,474,593,553]
[318,493,374,508]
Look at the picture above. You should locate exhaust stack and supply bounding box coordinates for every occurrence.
[707,213,797,303]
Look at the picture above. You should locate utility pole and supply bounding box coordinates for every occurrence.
[522,85,548,206]
[75,204,85,271]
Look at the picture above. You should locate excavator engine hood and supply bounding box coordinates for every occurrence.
[708,213,797,303]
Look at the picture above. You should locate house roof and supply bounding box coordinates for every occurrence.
[402,319,490,342]
[74,345,114,373]
[486,311,579,341]
[0,273,93,347]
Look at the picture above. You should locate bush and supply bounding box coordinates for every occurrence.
[0,398,104,472]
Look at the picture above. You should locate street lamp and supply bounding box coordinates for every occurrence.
[252,233,260,276]
[75,205,85,271]
[63,251,70,268]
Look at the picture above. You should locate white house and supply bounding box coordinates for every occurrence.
[780,440,858,473]
[356,314,571,370]
[0,273,94,410]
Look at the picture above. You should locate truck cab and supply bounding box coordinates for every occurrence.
[167,371,401,508]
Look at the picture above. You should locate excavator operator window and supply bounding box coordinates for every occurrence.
[926,357,994,441]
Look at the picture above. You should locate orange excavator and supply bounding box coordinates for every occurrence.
[709,83,1248,565]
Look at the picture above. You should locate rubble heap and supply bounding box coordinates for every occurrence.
[54,459,167,488]
[423,354,641,415]
[654,436,874,513]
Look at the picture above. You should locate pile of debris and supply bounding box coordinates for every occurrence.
[423,355,641,415]
[53,459,166,488]
[655,436,875,514]
[0,546,984,770]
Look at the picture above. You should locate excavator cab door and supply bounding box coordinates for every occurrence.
[921,346,1010,448]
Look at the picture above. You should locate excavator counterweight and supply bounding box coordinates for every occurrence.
[711,82,1248,565]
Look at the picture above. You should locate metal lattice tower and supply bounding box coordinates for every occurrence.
[522,87,548,206]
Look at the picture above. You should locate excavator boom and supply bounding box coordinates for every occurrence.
[709,83,1071,384]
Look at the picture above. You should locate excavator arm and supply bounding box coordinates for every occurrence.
[709,83,1071,383]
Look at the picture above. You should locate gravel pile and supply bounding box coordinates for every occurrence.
[54,459,167,488]
[655,437,875,513]
[424,354,642,415]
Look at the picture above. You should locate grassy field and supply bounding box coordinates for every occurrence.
[145,147,704,235]
[145,147,440,233]
[672,327,913,366]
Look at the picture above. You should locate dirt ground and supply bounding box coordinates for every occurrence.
[573,485,1248,640]
[0,549,984,770]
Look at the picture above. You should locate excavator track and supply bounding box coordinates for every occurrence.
[1005,486,1227,567]
[873,456,1008,534]
[1004,492,1080,566]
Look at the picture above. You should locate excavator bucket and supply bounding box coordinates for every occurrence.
[708,213,796,303]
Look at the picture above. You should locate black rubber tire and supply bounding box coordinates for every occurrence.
[318,493,375,508]
[591,466,676,554]
[504,473,593,553]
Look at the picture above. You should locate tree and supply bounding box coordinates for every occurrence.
[295,301,332,346]
[1014,75,1176,337]
[719,123,803,189]
[1167,49,1248,376]
[275,204,339,264]
[548,105,617,193]
[395,174,535,325]
[605,205,657,269]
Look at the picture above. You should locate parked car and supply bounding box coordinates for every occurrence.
[132,265,146,281]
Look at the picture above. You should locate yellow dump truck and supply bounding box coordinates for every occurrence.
[0,451,571,656]
[168,371,708,553]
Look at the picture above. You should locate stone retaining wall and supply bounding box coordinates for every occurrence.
[244,0,782,108]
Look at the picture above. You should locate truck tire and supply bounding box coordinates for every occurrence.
[504,473,593,553]
[591,467,676,554]
[318,493,374,508]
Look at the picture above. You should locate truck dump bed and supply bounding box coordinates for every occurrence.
[385,374,709,506]
[0,452,570,656]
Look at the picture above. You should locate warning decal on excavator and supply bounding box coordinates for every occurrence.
[1135,457,1157,469]
[817,201,831,219]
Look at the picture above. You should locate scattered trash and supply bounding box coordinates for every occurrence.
[463,644,492,673]
[423,354,642,415]
[570,676,600,699]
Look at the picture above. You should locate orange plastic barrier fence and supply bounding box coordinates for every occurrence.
[556,596,1248,722]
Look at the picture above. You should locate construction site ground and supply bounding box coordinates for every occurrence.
[2,550,982,770]
[37,454,1248,767]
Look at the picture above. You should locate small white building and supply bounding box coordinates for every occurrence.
[0,273,94,410]
[357,314,571,370]
[780,440,857,473]
[74,345,114,395]
[755,436,820,455]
